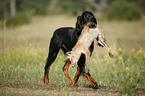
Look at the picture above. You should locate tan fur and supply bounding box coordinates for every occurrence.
[67,25,112,73]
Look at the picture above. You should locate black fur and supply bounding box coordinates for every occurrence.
[44,11,97,78]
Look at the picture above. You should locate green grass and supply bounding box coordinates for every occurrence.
[0,15,145,95]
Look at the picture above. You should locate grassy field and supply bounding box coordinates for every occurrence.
[0,15,145,96]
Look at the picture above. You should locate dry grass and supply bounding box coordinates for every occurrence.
[0,15,145,96]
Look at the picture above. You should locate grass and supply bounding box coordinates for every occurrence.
[0,15,145,95]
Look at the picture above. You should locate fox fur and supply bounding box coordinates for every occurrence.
[67,25,113,73]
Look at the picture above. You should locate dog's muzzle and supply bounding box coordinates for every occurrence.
[86,22,97,28]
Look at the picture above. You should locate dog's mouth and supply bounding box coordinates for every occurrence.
[86,22,97,28]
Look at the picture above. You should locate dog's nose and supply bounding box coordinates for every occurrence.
[90,23,96,28]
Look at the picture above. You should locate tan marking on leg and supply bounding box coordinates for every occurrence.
[44,67,49,84]
[84,73,98,87]
[63,59,72,84]
[72,66,81,86]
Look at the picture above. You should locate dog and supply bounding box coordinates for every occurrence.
[44,11,104,88]
[67,24,113,74]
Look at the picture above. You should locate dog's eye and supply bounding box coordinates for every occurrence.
[86,16,89,20]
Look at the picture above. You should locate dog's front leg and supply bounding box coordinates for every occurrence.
[63,59,72,84]
[71,66,81,86]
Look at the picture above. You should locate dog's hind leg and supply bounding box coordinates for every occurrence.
[83,73,98,88]
[83,51,98,88]
[62,59,72,84]
[44,37,60,84]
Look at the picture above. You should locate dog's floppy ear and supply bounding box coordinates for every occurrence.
[75,16,82,29]
[75,16,83,36]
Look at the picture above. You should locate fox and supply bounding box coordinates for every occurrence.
[67,24,113,73]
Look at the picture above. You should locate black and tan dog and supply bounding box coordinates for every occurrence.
[44,11,110,88]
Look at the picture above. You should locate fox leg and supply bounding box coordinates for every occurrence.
[84,50,90,73]
[71,50,82,67]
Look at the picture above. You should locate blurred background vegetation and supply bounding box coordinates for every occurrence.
[0,0,145,26]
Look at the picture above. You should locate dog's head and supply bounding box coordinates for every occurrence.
[76,11,97,33]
